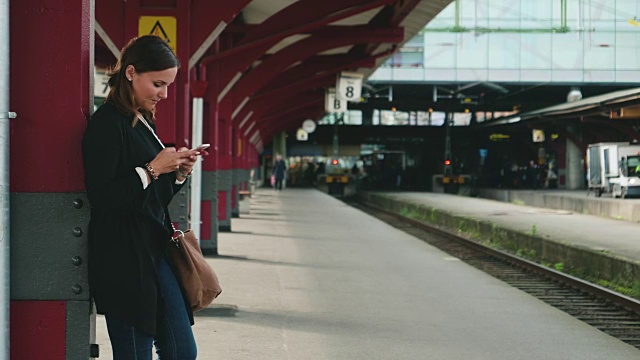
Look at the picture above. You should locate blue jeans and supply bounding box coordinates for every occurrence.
[105,257,197,360]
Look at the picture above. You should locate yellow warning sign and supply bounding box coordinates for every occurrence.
[139,16,177,54]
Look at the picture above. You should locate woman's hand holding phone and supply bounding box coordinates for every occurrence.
[191,144,210,152]
[173,145,209,180]
[149,147,198,175]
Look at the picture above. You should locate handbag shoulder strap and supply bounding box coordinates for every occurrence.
[164,208,177,234]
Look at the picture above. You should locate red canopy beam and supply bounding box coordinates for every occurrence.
[243,97,324,138]
[352,0,423,56]
[235,53,383,130]
[257,107,326,145]
[200,0,395,66]
[227,27,403,119]
[201,0,397,97]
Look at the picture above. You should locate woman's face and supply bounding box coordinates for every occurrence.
[126,65,178,113]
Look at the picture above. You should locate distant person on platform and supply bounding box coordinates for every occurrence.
[351,163,360,176]
[527,160,540,190]
[273,154,287,191]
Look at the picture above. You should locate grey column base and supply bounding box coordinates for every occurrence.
[202,247,218,256]
[11,192,89,300]
[227,190,232,222]
[218,211,232,232]
[11,192,93,359]
[168,185,189,231]
[232,186,240,218]
[232,184,240,218]
[218,171,233,232]
[202,171,219,252]
[231,168,239,218]
[67,300,96,360]
[219,224,232,232]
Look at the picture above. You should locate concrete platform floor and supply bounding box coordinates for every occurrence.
[96,189,639,359]
[478,188,640,223]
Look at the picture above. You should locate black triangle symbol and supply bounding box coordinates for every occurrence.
[150,20,170,43]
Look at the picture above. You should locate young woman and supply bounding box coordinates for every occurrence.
[82,35,205,359]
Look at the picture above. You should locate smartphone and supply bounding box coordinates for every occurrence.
[191,143,210,151]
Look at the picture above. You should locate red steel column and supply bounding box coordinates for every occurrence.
[231,126,240,218]
[9,0,94,359]
[241,136,249,191]
[202,61,221,254]
[247,146,254,187]
[218,99,233,231]
[250,145,256,187]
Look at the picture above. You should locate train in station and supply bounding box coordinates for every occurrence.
[360,150,406,189]
[280,150,409,197]
[262,152,359,197]
[316,158,358,197]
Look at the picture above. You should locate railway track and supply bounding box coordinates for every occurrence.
[349,199,640,350]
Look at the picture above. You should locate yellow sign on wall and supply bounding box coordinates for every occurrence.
[532,129,545,143]
[139,16,177,54]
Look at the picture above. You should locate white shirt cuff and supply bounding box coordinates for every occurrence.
[175,177,186,185]
[135,167,150,189]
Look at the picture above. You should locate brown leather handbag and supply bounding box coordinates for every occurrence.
[168,229,222,312]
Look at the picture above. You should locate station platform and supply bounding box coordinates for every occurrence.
[95,188,638,359]
[478,188,640,223]
[361,189,640,299]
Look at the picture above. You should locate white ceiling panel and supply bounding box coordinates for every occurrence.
[242,0,294,24]
[329,7,381,26]
[265,34,310,55]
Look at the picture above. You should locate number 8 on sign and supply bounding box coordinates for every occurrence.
[337,72,363,102]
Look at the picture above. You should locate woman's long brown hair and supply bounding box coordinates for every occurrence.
[105,35,180,126]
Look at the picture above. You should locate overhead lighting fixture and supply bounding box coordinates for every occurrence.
[490,133,511,141]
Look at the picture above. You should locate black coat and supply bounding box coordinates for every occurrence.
[273,159,286,180]
[82,102,191,335]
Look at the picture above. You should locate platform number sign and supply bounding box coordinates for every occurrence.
[325,88,347,113]
[94,71,110,98]
[336,71,364,102]
[139,16,177,54]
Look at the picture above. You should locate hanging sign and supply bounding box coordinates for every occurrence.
[296,128,308,141]
[302,119,317,134]
[325,88,347,113]
[532,129,545,143]
[336,71,363,102]
[139,16,177,54]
